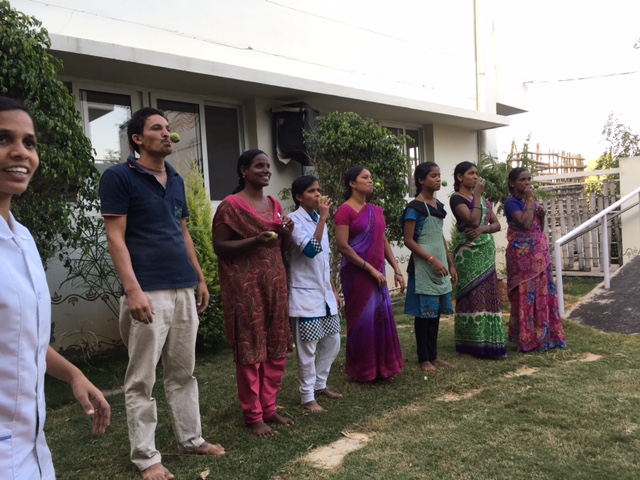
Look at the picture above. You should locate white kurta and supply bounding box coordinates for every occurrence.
[287,207,341,403]
[0,213,54,479]
[288,207,338,317]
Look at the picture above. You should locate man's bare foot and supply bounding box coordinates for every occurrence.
[315,388,343,399]
[302,400,326,413]
[193,441,225,456]
[419,361,437,372]
[434,358,454,368]
[247,421,278,437]
[264,412,294,426]
[141,463,174,480]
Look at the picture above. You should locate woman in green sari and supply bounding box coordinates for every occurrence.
[449,161,507,357]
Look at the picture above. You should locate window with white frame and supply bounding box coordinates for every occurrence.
[383,126,423,188]
[79,90,133,174]
[154,98,244,201]
[76,87,244,200]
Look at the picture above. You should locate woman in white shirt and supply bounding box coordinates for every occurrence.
[0,96,110,479]
[288,176,343,413]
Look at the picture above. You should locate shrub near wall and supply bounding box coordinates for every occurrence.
[183,162,225,350]
[303,112,410,285]
[0,1,100,262]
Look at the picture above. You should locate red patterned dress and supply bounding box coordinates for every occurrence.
[213,195,292,364]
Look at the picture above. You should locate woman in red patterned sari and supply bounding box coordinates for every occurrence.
[213,150,294,436]
[504,168,567,352]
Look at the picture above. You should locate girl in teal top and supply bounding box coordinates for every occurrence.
[403,162,457,373]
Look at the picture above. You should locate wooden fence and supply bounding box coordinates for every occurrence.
[539,178,621,271]
[510,145,586,178]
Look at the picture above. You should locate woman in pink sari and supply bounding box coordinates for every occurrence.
[335,166,405,382]
[504,168,567,352]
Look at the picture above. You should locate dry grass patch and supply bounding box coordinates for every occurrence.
[303,431,371,469]
[504,366,539,378]
[436,388,484,402]
[566,352,603,363]
[395,323,412,329]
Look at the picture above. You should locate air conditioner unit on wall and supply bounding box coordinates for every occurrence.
[271,102,319,166]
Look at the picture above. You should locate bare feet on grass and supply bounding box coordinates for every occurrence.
[193,441,225,456]
[315,388,343,399]
[419,361,437,372]
[141,463,174,480]
[248,421,278,437]
[248,413,294,436]
[434,358,454,368]
[264,412,294,427]
[302,400,326,413]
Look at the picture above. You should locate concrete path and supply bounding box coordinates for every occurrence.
[567,255,640,334]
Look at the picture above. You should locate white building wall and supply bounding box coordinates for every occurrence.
[620,156,640,262]
[45,259,121,355]
[430,124,478,240]
[11,0,480,110]
[6,0,529,349]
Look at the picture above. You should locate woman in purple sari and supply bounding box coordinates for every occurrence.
[335,166,405,382]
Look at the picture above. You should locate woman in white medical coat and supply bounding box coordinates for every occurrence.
[0,96,110,479]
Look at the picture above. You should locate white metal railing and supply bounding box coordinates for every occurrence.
[555,186,640,316]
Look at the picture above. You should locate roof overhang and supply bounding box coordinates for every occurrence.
[51,34,510,131]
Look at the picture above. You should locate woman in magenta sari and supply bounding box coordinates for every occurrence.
[335,166,405,383]
[504,168,567,352]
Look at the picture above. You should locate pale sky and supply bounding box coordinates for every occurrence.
[494,0,640,162]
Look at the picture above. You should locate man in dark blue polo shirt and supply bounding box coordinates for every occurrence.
[100,107,225,480]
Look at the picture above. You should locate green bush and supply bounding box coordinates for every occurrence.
[1,1,100,261]
[476,152,511,214]
[303,112,410,285]
[183,162,225,350]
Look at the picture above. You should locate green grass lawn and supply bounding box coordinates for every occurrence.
[46,276,640,480]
